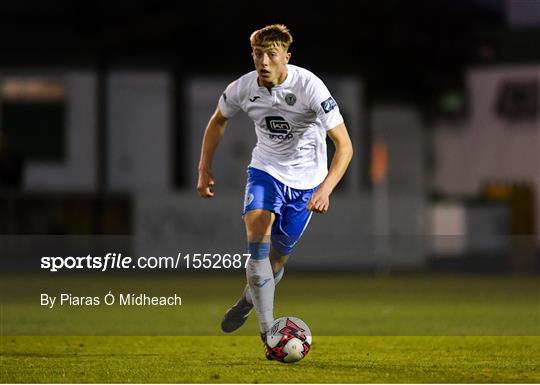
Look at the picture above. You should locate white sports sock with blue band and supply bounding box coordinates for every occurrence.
[245,242,274,333]
[245,266,284,305]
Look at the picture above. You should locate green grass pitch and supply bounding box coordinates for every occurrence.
[1,273,539,383]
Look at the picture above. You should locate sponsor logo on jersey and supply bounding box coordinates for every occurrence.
[249,95,261,102]
[321,96,337,113]
[285,93,297,106]
[264,116,293,140]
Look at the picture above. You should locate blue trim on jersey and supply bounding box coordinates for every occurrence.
[243,167,316,255]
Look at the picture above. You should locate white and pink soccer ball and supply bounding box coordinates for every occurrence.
[265,316,312,363]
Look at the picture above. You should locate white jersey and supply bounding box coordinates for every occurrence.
[218,64,344,189]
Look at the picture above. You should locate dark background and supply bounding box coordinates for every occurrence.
[2,0,534,110]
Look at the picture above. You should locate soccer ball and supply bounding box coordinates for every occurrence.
[265,316,312,363]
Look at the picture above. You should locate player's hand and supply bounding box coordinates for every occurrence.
[306,188,330,214]
[197,169,215,198]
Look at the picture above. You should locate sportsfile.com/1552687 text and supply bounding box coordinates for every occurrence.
[40,252,252,272]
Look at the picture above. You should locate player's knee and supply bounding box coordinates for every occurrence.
[245,210,274,240]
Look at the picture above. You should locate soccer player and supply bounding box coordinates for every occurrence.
[197,24,353,359]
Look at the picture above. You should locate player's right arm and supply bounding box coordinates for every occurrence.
[197,106,228,198]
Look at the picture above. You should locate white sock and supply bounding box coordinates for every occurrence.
[246,242,274,333]
[245,267,284,305]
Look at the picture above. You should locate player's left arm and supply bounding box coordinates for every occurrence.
[306,122,353,214]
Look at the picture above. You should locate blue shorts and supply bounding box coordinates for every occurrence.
[243,167,317,255]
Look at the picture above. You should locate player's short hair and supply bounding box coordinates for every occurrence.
[250,24,293,51]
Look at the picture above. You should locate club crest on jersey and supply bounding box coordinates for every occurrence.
[264,116,293,141]
[321,97,337,113]
[285,93,296,106]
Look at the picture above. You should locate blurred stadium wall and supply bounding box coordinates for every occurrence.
[1,67,537,272]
